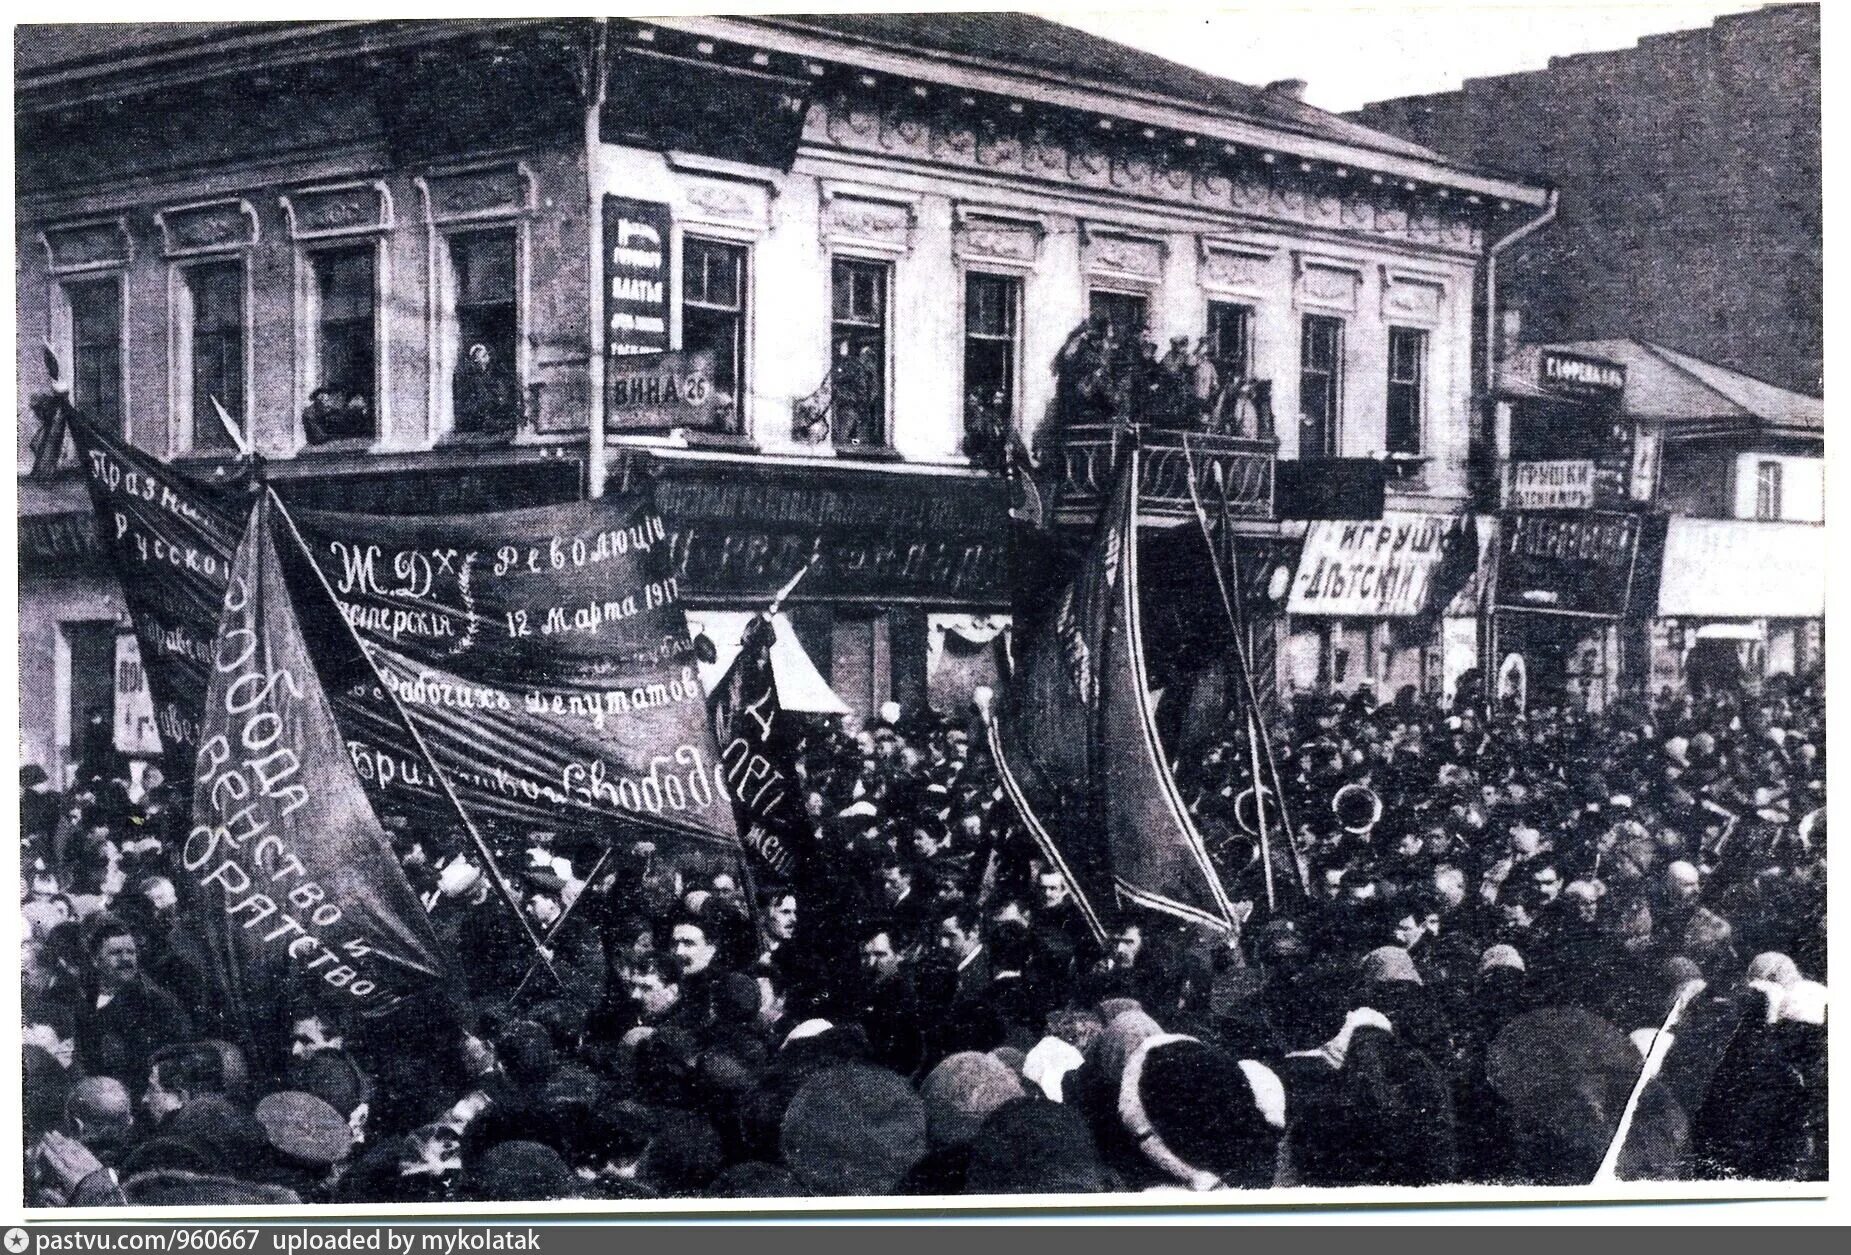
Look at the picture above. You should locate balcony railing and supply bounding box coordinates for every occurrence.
[1044,424,1277,526]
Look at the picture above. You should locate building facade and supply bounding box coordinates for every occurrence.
[17,15,1550,781]
[1351,3,1822,399]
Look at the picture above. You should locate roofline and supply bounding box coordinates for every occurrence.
[653,14,1551,206]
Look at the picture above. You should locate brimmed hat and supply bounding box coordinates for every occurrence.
[255,1091,354,1167]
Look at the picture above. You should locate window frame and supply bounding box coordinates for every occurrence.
[1299,313,1346,460]
[297,238,386,449]
[829,253,895,450]
[1755,459,1784,520]
[438,224,527,441]
[1385,325,1429,457]
[58,272,128,438]
[679,232,752,438]
[1206,300,1254,383]
[961,268,1023,446]
[171,255,253,455]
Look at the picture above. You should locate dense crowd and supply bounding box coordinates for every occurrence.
[21,666,1827,1205]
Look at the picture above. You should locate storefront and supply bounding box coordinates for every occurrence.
[1491,508,1663,714]
[640,452,1012,722]
[1282,511,1478,701]
[1647,517,1825,695]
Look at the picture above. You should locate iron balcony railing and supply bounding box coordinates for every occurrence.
[1044,424,1277,525]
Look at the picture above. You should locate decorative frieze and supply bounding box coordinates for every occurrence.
[42,218,132,272]
[418,164,533,224]
[1297,257,1362,310]
[155,199,258,257]
[1200,240,1276,294]
[806,94,1486,254]
[954,207,1043,267]
[280,181,392,240]
[1083,226,1163,284]
[820,185,916,254]
[1384,272,1447,323]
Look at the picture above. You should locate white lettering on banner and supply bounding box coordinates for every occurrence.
[1287,511,1466,617]
[114,634,161,756]
[1506,460,1596,510]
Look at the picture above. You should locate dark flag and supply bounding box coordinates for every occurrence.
[1099,445,1239,933]
[189,495,456,1041]
[708,613,811,886]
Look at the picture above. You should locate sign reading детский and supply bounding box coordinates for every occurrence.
[1506,460,1596,510]
[1287,512,1470,617]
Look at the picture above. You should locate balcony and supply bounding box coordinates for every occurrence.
[1041,424,1277,527]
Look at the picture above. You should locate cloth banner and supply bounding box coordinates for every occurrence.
[66,409,738,853]
[190,495,455,1036]
[705,615,817,886]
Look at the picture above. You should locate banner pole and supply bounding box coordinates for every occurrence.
[266,487,566,993]
[508,847,613,1004]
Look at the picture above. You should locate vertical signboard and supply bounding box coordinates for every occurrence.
[603,195,673,423]
[113,632,161,756]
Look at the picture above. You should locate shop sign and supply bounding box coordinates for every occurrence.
[651,463,1012,605]
[1506,460,1595,510]
[113,633,161,756]
[602,194,671,376]
[1287,511,1470,617]
[607,349,724,432]
[1540,349,1626,398]
[20,510,103,572]
[1495,510,1645,618]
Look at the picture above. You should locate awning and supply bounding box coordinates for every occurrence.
[1693,623,1762,641]
[684,611,852,715]
[1655,519,1824,619]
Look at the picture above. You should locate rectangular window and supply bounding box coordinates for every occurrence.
[185,260,246,451]
[448,230,521,436]
[963,272,1020,461]
[1088,289,1149,342]
[831,257,890,448]
[66,279,124,433]
[1299,314,1344,460]
[305,245,377,444]
[1206,301,1252,381]
[682,236,748,434]
[1386,326,1427,456]
[1755,460,1783,520]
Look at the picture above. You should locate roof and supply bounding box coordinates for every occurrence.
[16,23,291,77]
[762,12,1452,165]
[1549,340,1823,431]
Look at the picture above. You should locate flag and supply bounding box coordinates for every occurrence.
[189,495,455,1038]
[708,613,813,887]
[1098,445,1239,932]
[62,406,738,857]
[988,479,1127,946]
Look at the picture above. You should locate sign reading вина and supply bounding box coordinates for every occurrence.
[607,348,722,432]
[1506,460,1595,510]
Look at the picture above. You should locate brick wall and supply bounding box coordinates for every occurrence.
[1351,4,1821,397]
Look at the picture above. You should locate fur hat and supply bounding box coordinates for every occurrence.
[255,1091,354,1167]
[1119,1035,1284,1190]
[780,1064,926,1196]
[921,1052,1025,1149]
[1359,945,1423,986]
[461,1140,576,1202]
[963,1098,1110,1195]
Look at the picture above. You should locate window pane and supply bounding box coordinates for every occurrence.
[189,262,245,448]
[687,237,742,309]
[67,280,123,431]
[1207,302,1251,378]
[308,247,377,442]
[832,259,890,446]
[1386,327,1425,456]
[454,232,516,308]
[680,238,748,434]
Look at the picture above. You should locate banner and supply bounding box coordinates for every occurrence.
[67,410,739,853]
[706,615,813,885]
[189,496,455,1032]
[1506,460,1595,510]
[1288,512,1471,618]
[1098,447,1238,933]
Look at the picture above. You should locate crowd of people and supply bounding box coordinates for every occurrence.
[21,663,1828,1206]
[1049,312,1277,440]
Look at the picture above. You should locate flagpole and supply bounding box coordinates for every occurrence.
[266,486,566,993]
[508,847,613,1004]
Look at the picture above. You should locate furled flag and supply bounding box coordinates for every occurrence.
[188,494,457,1042]
[1098,445,1239,932]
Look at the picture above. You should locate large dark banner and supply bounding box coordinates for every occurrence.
[191,496,455,1035]
[706,615,811,885]
[68,413,738,853]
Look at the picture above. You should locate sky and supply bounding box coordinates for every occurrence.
[1041,1,1773,113]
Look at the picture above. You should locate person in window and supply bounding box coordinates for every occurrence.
[453,342,521,437]
[1190,337,1221,430]
[303,387,372,445]
[833,342,882,446]
[963,386,1007,469]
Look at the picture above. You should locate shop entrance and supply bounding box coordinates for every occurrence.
[1496,612,1614,714]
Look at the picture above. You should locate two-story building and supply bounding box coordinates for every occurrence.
[17,15,1551,781]
[1491,335,1823,710]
